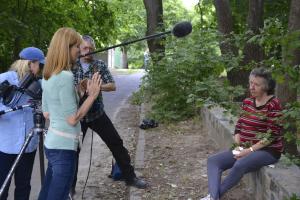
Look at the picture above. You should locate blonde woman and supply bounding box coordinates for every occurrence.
[38,28,101,200]
[0,47,45,200]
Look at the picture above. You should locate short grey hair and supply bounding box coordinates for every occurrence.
[82,35,96,49]
[250,67,276,95]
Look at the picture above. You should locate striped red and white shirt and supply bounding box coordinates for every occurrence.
[234,96,284,154]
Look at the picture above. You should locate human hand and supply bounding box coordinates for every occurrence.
[86,72,101,99]
[43,112,49,120]
[234,148,251,159]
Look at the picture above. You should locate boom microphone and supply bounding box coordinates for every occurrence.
[172,21,193,38]
[80,21,192,57]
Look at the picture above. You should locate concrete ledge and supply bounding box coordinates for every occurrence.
[129,104,146,200]
[201,106,300,200]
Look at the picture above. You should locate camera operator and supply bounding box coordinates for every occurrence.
[0,47,45,200]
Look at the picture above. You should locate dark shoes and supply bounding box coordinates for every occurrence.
[126,177,149,189]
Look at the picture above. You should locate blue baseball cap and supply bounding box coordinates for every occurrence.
[19,47,45,64]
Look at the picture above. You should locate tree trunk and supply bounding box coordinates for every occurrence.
[242,0,265,65]
[214,0,247,100]
[233,0,264,89]
[214,0,264,100]
[277,0,300,105]
[214,0,237,56]
[143,0,165,60]
[228,0,265,100]
[276,0,300,155]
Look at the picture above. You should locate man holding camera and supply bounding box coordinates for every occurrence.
[0,47,45,200]
[71,35,148,195]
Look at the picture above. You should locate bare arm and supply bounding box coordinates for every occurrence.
[43,112,49,120]
[100,82,116,91]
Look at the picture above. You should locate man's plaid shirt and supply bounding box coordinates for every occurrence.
[72,59,114,122]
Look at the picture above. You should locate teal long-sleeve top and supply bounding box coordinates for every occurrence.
[42,71,80,151]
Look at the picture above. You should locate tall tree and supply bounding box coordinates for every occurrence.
[230,0,264,98]
[0,0,115,72]
[276,0,300,106]
[242,0,264,65]
[214,0,265,99]
[143,0,165,59]
[276,0,300,155]
[108,0,146,68]
[214,0,244,95]
[214,0,237,56]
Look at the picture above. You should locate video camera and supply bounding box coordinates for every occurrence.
[0,72,42,106]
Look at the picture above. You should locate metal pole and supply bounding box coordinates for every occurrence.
[38,132,45,185]
[80,30,172,57]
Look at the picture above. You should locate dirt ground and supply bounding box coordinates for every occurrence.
[73,99,251,200]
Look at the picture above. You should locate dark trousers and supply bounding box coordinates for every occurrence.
[207,150,278,199]
[0,150,36,200]
[72,112,136,188]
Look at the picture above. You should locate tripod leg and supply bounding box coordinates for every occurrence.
[38,132,45,185]
[0,129,34,198]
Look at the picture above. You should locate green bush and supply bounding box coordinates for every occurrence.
[142,27,243,122]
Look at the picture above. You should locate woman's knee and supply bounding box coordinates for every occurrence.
[207,151,230,164]
[231,160,248,173]
[207,153,222,167]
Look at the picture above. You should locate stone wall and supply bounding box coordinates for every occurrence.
[201,106,300,200]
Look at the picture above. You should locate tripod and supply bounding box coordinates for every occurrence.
[0,101,46,198]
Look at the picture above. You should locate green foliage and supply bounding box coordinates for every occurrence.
[281,102,300,147]
[229,0,290,34]
[284,194,300,200]
[109,0,197,68]
[107,0,146,68]
[281,154,300,167]
[230,141,252,150]
[141,25,245,122]
[187,77,244,115]
[163,0,193,28]
[230,0,248,34]
[255,129,274,145]
[130,89,144,106]
[0,0,115,72]
[195,0,217,29]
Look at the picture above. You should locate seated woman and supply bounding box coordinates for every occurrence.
[201,67,283,200]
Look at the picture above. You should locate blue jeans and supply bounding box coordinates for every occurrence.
[0,150,36,200]
[207,150,278,200]
[38,148,77,200]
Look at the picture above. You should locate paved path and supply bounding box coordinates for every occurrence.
[7,69,144,200]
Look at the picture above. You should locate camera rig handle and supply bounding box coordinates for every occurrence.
[0,104,31,115]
